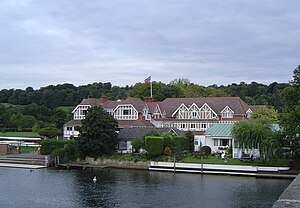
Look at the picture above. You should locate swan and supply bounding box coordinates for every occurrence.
[93,176,97,183]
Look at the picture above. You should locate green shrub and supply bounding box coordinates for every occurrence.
[40,139,68,155]
[48,140,77,163]
[145,136,164,157]
[163,146,172,156]
[131,138,144,153]
[199,146,211,157]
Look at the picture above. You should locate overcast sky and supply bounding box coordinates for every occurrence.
[0,0,299,89]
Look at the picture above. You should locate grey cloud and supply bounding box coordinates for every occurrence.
[0,0,299,89]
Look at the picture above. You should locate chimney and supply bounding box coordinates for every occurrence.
[144,97,154,102]
[100,95,108,103]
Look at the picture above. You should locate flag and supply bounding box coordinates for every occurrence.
[144,76,151,83]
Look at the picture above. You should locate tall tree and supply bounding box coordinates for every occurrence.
[280,66,300,161]
[76,106,118,157]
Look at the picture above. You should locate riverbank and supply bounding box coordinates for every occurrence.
[57,157,298,179]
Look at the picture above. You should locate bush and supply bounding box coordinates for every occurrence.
[48,140,77,163]
[199,146,211,157]
[145,136,164,157]
[40,139,68,155]
[173,136,189,153]
[163,146,172,156]
[131,138,144,153]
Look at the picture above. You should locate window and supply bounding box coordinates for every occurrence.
[123,109,130,115]
[221,106,234,118]
[220,139,229,146]
[222,112,233,118]
[194,141,198,145]
[201,123,207,129]
[191,123,196,129]
[192,111,197,117]
[118,141,127,151]
[180,123,186,129]
[214,139,218,146]
[67,127,73,131]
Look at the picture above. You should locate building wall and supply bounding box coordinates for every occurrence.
[0,144,20,154]
[194,135,233,154]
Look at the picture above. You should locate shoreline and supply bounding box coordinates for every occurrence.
[58,158,298,179]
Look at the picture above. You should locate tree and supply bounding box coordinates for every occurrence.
[76,106,118,157]
[251,107,278,123]
[50,109,67,128]
[38,126,61,139]
[0,104,10,128]
[280,66,300,161]
[131,138,144,153]
[232,118,277,160]
[20,115,37,128]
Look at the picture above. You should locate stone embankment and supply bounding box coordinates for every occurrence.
[272,174,300,208]
[85,157,149,170]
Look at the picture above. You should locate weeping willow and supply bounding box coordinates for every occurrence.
[232,118,277,160]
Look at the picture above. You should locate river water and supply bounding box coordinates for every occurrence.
[0,167,291,208]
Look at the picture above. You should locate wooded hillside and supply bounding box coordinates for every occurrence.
[0,79,291,132]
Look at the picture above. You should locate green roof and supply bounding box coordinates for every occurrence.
[0,132,41,137]
[205,124,234,137]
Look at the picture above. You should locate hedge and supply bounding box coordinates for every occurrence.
[173,136,189,153]
[145,136,164,157]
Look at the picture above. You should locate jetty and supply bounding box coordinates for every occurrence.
[149,161,297,179]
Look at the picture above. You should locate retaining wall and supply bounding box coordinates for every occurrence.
[272,174,300,207]
[85,157,149,170]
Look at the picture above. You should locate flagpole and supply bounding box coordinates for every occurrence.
[150,80,153,98]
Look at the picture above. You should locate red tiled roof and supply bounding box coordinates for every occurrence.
[158,97,250,117]
[78,97,252,117]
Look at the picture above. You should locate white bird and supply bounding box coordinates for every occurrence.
[93,176,97,183]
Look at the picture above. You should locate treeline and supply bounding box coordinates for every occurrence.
[0,82,129,108]
[128,79,289,112]
[0,79,290,131]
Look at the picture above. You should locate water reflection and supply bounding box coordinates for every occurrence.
[0,167,291,208]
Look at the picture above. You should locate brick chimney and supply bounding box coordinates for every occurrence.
[100,95,108,103]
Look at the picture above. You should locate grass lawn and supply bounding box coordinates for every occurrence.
[108,154,291,167]
[180,155,292,167]
[20,146,36,154]
[0,132,40,137]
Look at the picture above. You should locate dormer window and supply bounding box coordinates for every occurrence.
[221,106,234,118]
[246,109,253,118]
